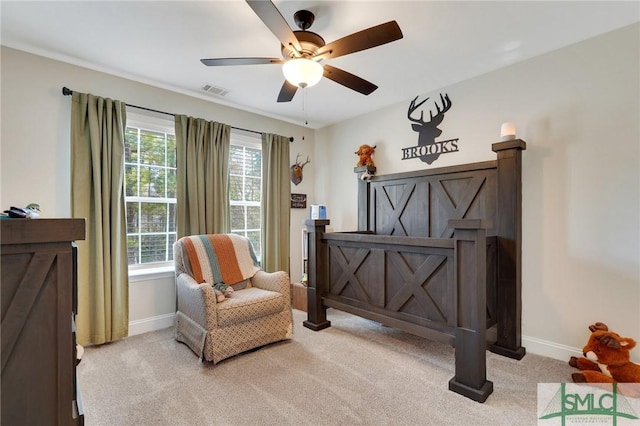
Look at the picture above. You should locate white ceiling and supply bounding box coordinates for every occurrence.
[2,1,638,129]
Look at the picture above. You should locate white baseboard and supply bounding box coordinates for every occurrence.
[129,313,175,336]
[521,335,582,362]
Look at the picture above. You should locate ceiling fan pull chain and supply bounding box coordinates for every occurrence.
[303,88,308,125]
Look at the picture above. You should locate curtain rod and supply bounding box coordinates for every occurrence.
[62,87,294,142]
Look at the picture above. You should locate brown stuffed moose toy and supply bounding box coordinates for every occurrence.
[569,322,640,396]
[355,144,376,167]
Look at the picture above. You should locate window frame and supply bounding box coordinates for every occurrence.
[125,111,177,273]
[229,130,262,260]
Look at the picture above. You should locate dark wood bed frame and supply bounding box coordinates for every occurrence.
[303,140,526,402]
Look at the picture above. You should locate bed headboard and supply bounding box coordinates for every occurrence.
[365,160,498,238]
[356,140,525,239]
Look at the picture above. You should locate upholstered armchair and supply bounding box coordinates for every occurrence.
[173,234,293,363]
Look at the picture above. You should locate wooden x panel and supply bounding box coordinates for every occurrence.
[328,244,385,308]
[1,252,56,372]
[378,182,416,236]
[431,175,488,238]
[330,246,370,300]
[386,251,449,322]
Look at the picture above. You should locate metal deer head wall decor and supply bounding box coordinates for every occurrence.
[402,93,459,165]
[290,153,310,186]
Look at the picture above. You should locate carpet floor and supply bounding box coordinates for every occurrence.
[77,309,575,425]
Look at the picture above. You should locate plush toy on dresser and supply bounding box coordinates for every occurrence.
[569,322,640,396]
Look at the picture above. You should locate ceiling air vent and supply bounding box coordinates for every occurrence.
[202,84,229,97]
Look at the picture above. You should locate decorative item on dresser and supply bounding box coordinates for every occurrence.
[304,139,526,403]
[1,218,86,425]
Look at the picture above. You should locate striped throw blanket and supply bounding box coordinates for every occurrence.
[179,234,260,286]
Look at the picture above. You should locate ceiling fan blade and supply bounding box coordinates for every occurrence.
[277,80,298,103]
[323,65,378,95]
[200,58,284,66]
[246,0,302,54]
[315,21,403,60]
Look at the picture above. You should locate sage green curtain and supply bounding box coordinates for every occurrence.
[261,133,291,273]
[175,115,231,237]
[71,92,129,345]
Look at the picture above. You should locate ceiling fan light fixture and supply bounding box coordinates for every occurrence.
[282,58,323,89]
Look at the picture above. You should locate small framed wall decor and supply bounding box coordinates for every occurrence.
[291,193,307,209]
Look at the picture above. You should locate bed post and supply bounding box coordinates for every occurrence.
[489,139,527,360]
[303,219,331,331]
[448,219,493,402]
[354,165,376,231]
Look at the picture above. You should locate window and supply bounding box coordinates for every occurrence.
[229,131,262,261]
[123,119,261,269]
[124,113,177,268]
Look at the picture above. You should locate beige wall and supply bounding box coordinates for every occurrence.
[0,46,315,328]
[315,24,640,362]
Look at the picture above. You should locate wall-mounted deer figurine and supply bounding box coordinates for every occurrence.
[407,93,452,164]
[290,153,310,186]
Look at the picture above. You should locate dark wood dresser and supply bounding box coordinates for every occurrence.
[1,218,85,425]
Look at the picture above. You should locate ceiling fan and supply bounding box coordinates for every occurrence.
[200,0,403,103]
